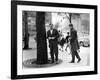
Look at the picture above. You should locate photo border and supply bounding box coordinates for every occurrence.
[11,1,98,79]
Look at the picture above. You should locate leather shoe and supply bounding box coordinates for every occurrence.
[77,58,81,63]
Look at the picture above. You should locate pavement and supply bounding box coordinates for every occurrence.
[23,37,90,68]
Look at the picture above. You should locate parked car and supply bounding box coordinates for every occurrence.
[78,35,90,47]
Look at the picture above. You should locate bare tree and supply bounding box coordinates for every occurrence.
[57,12,80,24]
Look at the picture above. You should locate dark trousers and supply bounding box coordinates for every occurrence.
[49,41,58,62]
[71,50,80,62]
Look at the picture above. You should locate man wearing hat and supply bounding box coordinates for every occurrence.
[47,24,59,64]
[69,23,81,63]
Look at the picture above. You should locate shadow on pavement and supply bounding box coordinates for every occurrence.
[23,58,63,68]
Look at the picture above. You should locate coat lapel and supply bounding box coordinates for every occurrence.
[49,29,54,36]
[52,29,54,35]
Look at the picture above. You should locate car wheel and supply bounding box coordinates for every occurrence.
[80,42,84,47]
[87,43,90,47]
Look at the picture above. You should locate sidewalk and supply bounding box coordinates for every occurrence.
[23,37,90,68]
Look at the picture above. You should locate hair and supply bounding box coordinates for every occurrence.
[67,32,69,34]
[69,23,73,27]
[49,23,53,26]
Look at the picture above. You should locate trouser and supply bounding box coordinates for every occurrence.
[71,50,80,62]
[49,42,58,62]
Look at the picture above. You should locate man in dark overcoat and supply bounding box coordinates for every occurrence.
[69,24,81,63]
[47,24,59,64]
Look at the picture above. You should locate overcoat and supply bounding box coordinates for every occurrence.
[70,29,80,51]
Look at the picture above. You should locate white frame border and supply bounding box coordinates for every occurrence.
[17,5,95,75]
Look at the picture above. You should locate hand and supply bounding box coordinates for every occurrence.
[48,37,55,40]
[51,37,55,39]
[48,37,52,40]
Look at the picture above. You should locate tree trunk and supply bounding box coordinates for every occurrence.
[23,11,29,49]
[69,13,72,23]
[36,12,48,64]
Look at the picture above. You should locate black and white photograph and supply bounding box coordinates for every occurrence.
[22,11,90,67]
[11,1,97,79]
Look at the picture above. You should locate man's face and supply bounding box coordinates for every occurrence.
[69,26,73,30]
[50,24,53,30]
